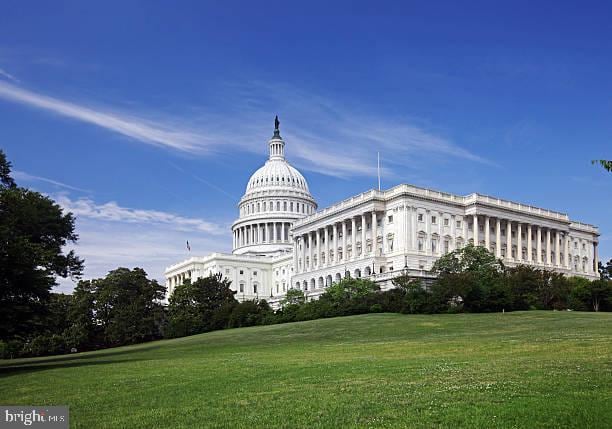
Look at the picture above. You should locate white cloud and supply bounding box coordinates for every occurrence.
[0,80,491,180]
[55,195,226,235]
[13,170,90,193]
[0,68,19,83]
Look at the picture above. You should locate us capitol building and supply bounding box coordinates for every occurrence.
[165,118,600,303]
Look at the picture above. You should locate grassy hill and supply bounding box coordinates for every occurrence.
[1,311,611,428]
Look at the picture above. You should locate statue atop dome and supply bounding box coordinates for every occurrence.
[274,115,280,131]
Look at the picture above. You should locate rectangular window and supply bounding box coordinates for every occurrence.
[239,270,244,275]
[388,215,393,223]
[253,271,257,276]
[418,214,424,222]
[239,283,244,293]
[431,216,437,224]
[456,220,462,228]
[253,284,258,294]
[225,269,230,274]
[444,218,449,226]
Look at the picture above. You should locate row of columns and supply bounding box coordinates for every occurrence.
[472,214,580,269]
[233,222,291,249]
[297,211,384,273]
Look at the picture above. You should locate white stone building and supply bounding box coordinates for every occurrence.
[165,120,600,304]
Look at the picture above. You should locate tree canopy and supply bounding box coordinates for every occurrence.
[0,149,83,340]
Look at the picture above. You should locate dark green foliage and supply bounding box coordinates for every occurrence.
[166,273,237,337]
[229,300,272,328]
[0,150,83,340]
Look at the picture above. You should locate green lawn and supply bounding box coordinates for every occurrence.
[1,312,611,428]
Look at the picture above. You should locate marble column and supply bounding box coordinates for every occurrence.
[537,226,542,264]
[473,214,479,245]
[517,223,522,262]
[527,224,533,263]
[308,232,312,269]
[485,216,490,251]
[506,220,512,260]
[372,211,378,256]
[564,234,570,268]
[324,226,329,267]
[362,214,367,257]
[555,230,560,267]
[351,217,357,260]
[333,223,338,263]
[496,218,501,257]
[546,229,552,265]
[342,220,347,262]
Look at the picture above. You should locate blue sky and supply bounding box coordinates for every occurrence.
[1,1,610,291]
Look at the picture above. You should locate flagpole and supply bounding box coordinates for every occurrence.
[377,152,381,191]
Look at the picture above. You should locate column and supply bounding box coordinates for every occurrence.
[256,224,260,244]
[351,217,357,260]
[342,220,347,262]
[537,226,542,264]
[555,230,560,267]
[372,211,378,256]
[302,235,307,273]
[527,224,533,263]
[506,220,512,260]
[517,223,522,262]
[324,226,330,267]
[411,208,417,250]
[485,216,490,250]
[473,214,478,245]
[293,236,298,273]
[316,228,321,268]
[451,215,457,251]
[272,222,276,243]
[594,242,599,273]
[362,214,367,257]
[308,232,312,269]
[333,223,338,263]
[546,229,551,265]
[496,218,501,257]
[564,234,570,268]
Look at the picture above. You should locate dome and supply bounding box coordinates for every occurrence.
[231,117,317,257]
[245,158,311,195]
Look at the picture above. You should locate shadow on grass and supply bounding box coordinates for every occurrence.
[0,342,165,374]
[0,357,152,376]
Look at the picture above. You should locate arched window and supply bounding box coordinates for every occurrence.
[253,283,258,294]
[276,201,280,211]
[284,201,287,211]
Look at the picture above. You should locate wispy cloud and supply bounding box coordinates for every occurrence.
[0,68,19,83]
[13,170,90,193]
[55,195,226,235]
[0,80,491,179]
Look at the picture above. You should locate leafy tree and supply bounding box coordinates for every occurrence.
[431,245,505,312]
[392,274,431,314]
[505,265,541,310]
[0,150,83,340]
[591,159,612,172]
[166,273,236,337]
[321,277,380,303]
[229,300,272,328]
[598,259,612,281]
[280,288,306,307]
[582,280,612,312]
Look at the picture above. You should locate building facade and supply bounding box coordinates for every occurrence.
[165,120,600,304]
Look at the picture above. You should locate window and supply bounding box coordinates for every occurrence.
[239,283,244,293]
[418,237,424,251]
[225,269,230,274]
[283,201,287,211]
[418,214,424,222]
[456,220,462,228]
[388,215,394,223]
[253,271,257,276]
[444,240,450,253]
[431,216,437,224]
[290,202,293,211]
[431,239,437,253]
[253,284,258,294]
[444,218,449,226]
[276,202,280,211]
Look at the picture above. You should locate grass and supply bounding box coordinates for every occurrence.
[1,311,611,428]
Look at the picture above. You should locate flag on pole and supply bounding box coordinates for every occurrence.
[186,240,191,252]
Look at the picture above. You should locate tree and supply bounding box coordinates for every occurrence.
[392,274,431,314]
[431,245,506,312]
[584,280,612,312]
[166,273,237,338]
[591,160,612,172]
[321,277,380,303]
[228,300,272,328]
[598,259,612,281]
[0,150,83,340]
[90,268,166,346]
[280,288,306,307]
